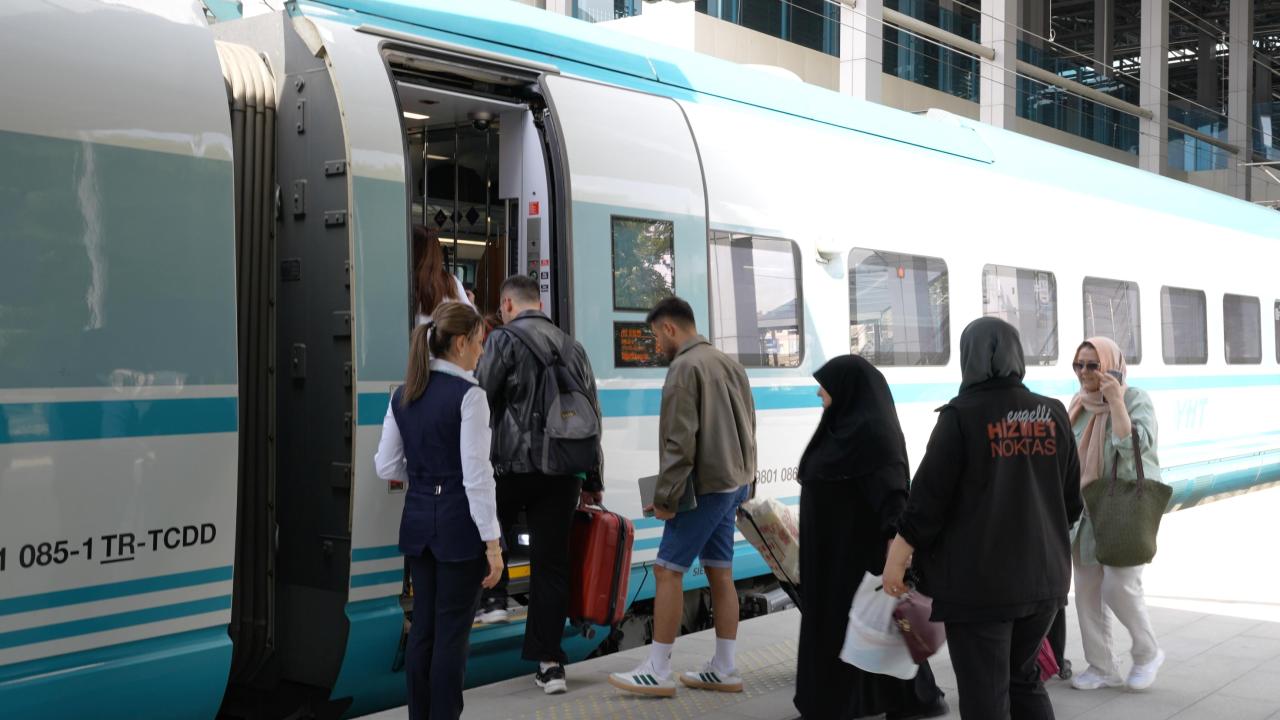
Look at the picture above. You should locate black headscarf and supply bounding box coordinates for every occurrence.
[959,317,1026,393]
[798,355,909,483]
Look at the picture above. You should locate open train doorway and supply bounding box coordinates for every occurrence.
[383,41,565,605]
[385,44,560,328]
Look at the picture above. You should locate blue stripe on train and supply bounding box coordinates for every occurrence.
[0,595,232,650]
[0,626,231,720]
[355,375,1280,425]
[0,397,237,444]
[0,566,234,616]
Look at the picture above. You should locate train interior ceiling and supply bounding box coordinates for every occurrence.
[392,56,547,319]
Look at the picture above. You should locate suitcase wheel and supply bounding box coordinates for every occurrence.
[1058,659,1072,680]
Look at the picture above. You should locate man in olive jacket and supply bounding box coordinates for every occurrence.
[610,296,757,698]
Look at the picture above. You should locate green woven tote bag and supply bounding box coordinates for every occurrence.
[1081,427,1172,567]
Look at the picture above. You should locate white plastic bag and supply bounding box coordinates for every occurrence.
[838,571,919,680]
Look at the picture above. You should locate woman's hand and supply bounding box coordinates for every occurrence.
[882,535,914,598]
[1097,370,1125,406]
[482,541,504,589]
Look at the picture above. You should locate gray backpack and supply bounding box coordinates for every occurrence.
[502,323,602,476]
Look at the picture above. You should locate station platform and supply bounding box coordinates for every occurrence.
[356,599,1280,720]
[357,487,1280,720]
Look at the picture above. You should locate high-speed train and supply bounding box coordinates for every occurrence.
[1,1,1277,718]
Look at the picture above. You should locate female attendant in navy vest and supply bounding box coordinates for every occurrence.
[375,302,504,720]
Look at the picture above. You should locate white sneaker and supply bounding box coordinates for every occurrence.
[679,661,743,693]
[475,597,509,625]
[534,664,567,695]
[608,662,677,697]
[1071,665,1124,690]
[1126,649,1166,691]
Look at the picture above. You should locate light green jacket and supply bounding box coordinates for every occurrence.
[1071,386,1163,565]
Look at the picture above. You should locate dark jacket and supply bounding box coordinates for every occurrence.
[391,374,484,562]
[476,311,603,490]
[897,376,1083,621]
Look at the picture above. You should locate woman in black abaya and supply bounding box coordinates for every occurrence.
[793,355,948,720]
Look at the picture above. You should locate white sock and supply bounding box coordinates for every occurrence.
[712,637,736,674]
[539,661,557,673]
[647,641,673,676]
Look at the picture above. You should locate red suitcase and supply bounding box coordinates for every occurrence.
[569,505,634,627]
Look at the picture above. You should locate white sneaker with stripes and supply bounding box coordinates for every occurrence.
[679,661,744,693]
[608,662,677,697]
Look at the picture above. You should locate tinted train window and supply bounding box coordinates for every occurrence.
[1223,294,1261,364]
[848,249,950,365]
[1160,286,1207,364]
[1082,277,1142,364]
[982,264,1058,365]
[611,216,674,311]
[708,231,803,368]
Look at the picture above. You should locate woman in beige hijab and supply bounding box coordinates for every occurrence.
[1067,337,1165,692]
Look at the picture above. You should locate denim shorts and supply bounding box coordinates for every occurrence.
[655,484,750,573]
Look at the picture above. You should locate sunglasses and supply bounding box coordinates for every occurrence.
[1071,361,1101,373]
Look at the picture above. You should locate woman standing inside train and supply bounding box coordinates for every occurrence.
[414,225,473,326]
[794,355,948,720]
[375,302,504,720]
[1067,337,1165,692]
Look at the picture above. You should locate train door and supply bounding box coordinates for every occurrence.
[385,44,559,606]
[535,76,711,639]
[390,49,558,327]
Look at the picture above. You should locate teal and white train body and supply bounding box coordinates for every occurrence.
[1,1,1277,718]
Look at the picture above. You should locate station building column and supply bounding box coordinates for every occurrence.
[1139,0,1170,175]
[981,0,1018,129]
[839,0,883,103]
[1229,0,1255,199]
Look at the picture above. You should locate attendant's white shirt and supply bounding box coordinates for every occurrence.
[373,358,501,541]
[415,275,472,327]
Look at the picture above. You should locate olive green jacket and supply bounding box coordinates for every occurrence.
[655,336,757,513]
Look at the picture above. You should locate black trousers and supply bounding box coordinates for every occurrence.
[944,608,1058,720]
[406,549,486,720]
[487,473,582,664]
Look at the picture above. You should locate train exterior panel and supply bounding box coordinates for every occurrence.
[2,0,1278,717]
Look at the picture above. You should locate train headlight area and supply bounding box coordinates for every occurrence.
[1,1,1279,719]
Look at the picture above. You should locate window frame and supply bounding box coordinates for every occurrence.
[847,247,951,367]
[1223,293,1262,365]
[1275,301,1280,365]
[1159,285,1208,365]
[609,215,675,312]
[981,263,1060,366]
[707,230,805,369]
[1081,276,1142,365]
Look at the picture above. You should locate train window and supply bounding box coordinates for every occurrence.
[982,264,1058,365]
[708,231,803,368]
[1223,294,1262,364]
[848,249,950,365]
[612,216,674,311]
[1082,277,1142,364]
[1275,301,1280,364]
[1160,286,1207,364]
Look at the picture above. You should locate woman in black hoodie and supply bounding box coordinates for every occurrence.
[883,318,1083,720]
[793,355,947,720]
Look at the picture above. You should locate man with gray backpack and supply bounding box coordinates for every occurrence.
[475,275,604,695]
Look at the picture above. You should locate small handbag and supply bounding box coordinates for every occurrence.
[891,588,945,664]
[1082,427,1172,567]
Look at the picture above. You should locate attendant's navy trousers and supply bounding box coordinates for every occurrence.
[944,608,1058,720]
[406,549,485,720]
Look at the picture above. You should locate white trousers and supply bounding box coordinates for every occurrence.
[1073,547,1160,675]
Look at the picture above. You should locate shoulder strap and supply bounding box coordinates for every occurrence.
[1110,426,1146,496]
[501,321,555,369]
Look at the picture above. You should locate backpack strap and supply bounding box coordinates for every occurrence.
[503,320,587,394]
[501,321,555,369]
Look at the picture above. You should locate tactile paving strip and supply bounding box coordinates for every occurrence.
[509,640,798,720]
